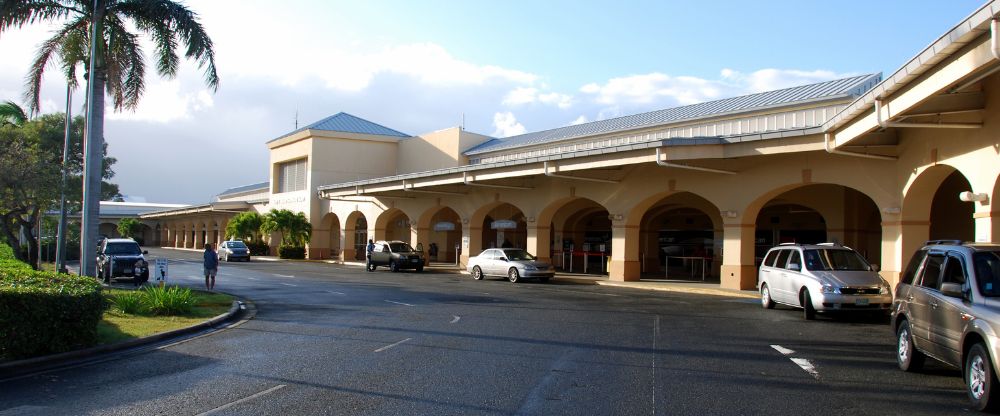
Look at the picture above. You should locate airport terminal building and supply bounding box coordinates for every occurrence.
[141,2,1000,290]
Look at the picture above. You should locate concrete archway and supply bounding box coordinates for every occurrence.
[538,197,611,274]
[317,213,341,260]
[469,201,527,258]
[375,208,413,243]
[901,165,974,269]
[416,206,461,263]
[630,192,723,281]
[345,211,368,261]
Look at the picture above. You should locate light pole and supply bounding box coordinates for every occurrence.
[55,83,72,274]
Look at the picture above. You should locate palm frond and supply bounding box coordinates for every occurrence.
[102,14,145,111]
[0,100,29,126]
[23,16,86,113]
[114,0,218,90]
[0,0,80,35]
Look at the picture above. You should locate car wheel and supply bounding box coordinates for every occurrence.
[103,265,112,283]
[539,276,550,283]
[761,283,775,309]
[896,319,925,372]
[968,343,1000,412]
[390,261,399,273]
[508,268,520,283]
[472,266,484,280]
[801,290,816,320]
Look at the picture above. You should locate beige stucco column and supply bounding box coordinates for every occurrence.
[609,221,640,281]
[194,222,205,249]
[415,225,430,265]
[975,209,998,243]
[720,223,756,290]
[462,221,476,267]
[165,226,173,248]
[879,221,906,287]
[528,222,551,264]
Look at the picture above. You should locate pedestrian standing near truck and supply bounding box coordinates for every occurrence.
[204,243,218,291]
[366,239,376,272]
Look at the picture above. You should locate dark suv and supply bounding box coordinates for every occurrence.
[892,240,1000,412]
[369,240,425,272]
[96,238,149,284]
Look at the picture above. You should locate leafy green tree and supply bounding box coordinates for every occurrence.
[2,0,219,275]
[0,100,27,127]
[0,113,119,268]
[225,211,264,242]
[261,209,312,248]
[116,217,139,239]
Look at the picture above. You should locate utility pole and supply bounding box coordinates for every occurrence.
[56,83,72,273]
[80,0,106,277]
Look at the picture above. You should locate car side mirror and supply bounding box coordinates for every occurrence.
[787,263,801,272]
[870,264,880,272]
[940,282,965,299]
[143,250,148,255]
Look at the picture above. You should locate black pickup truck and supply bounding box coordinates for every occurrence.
[369,240,426,272]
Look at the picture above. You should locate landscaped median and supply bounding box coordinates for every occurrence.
[0,243,240,369]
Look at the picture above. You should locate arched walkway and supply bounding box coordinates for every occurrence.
[540,198,611,275]
[416,206,462,264]
[632,192,722,281]
[345,212,368,261]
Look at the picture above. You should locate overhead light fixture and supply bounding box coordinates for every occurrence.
[959,191,989,203]
[720,210,738,218]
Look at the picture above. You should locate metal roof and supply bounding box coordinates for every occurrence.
[98,201,189,217]
[271,112,410,142]
[218,181,269,197]
[465,74,881,156]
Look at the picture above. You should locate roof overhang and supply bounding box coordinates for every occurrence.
[826,2,999,147]
[267,128,409,149]
[139,201,253,219]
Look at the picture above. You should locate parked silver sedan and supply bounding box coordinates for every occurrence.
[467,248,554,283]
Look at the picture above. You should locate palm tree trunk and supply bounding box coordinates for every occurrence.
[80,0,106,277]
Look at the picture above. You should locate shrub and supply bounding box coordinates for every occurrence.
[113,290,145,314]
[278,245,305,259]
[0,244,105,359]
[141,285,194,315]
[246,241,269,256]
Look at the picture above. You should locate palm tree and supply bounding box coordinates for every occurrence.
[0,100,28,127]
[226,211,264,242]
[1,0,218,277]
[261,209,313,248]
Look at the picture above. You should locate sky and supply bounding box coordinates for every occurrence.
[0,0,988,204]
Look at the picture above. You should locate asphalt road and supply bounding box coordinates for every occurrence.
[0,248,970,415]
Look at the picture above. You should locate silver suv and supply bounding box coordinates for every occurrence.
[758,243,891,319]
[892,240,1000,412]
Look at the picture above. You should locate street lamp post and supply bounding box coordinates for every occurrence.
[80,0,105,277]
[55,83,72,274]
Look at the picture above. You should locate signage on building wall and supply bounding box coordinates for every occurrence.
[433,222,455,231]
[490,220,517,229]
[272,195,307,205]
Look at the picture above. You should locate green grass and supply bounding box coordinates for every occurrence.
[97,288,235,345]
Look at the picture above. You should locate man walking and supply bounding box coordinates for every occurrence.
[204,243,219,291]
[366,239,375,272]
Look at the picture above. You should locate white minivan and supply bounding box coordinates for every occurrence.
[758,243,892,319]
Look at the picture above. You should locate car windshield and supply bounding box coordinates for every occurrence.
[803,249,871,271]
[389,242,415,252]
[228,241,247,249]
[105,242,141,255]
[974,251,1000,297]
[504,249,536,261]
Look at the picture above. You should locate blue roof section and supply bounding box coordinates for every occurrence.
[273,112,410,142]
[464,74,881,155]
[218,181,269,197]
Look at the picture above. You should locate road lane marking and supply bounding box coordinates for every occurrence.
[374,338,412,352]
[770,344,819,380]
[790,357,820,380]
[195,384,287,416]
[450,315,461,324]
[326,291,345,295]
[274,274,295,278]
[385,300,414,307]
[279,283,297,287]
[246,277,258,281]
[770,344,796,356]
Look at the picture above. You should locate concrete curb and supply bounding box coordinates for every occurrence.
[0,297,248,379]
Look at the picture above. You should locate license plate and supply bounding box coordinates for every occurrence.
[411,259,419,263]
[855,298,870,306]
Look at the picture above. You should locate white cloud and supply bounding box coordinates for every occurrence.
[502,87,573,108]
[492,111,526,137]
[727,68,852,92]
[569,115,588,125]
[106,78,215,123]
